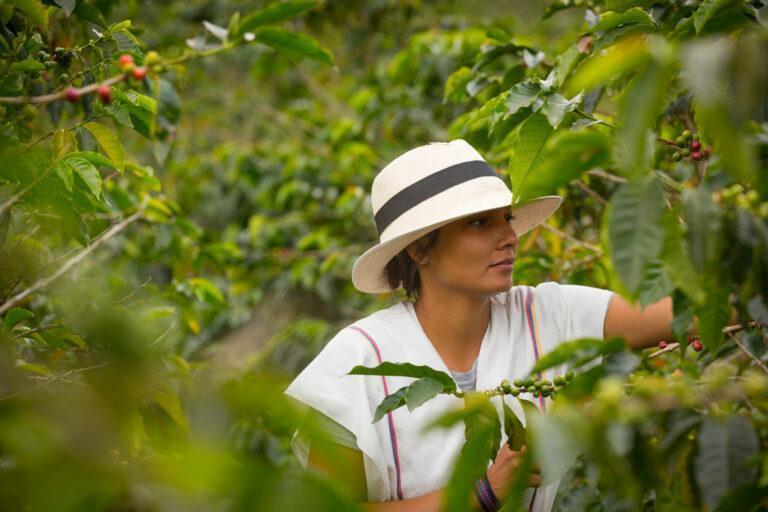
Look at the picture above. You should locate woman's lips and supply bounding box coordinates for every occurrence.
[490,258,515,270]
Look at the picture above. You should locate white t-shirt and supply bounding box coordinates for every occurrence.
[284,282,614,510]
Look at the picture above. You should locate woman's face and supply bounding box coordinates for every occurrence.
[415,206,519,299]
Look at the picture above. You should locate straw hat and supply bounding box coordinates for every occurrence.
[351,139,562,293]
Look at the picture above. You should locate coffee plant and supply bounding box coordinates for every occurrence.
[0,0,766,511]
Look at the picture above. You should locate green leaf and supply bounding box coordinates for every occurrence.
[608,177,665,295]
[8,0,48,28]
[187,277,225,305]
[444,408,497,512]
[235,0,317,37]
[585,7,657,34]
[682,188,722,273]
[530,412,582,485]
[694,0,737,34]
[69,0,106,27]
[405,377,444,411]
[254,28,333,65]
[3,307,33,330]
[637,258,674,307]
[540,91,584,128]
[15,359,53,376]
[52,129,76,159]
[502,398,526,451]
[604,0,657,10]
[82,122,125,171]
[518,129,610,202]
[504,80,540,117]
[66,157,101,197]
[660,210,705,303]
[683,39,756,181]
[695,416,760,511]
[54,160,74,192]
[565,35,649,95]
[150,386,190,433]
[529,337,626,375]
[373,386,407,422]
[9,59,45,72]
[65,151,118,169]
[349,361,457,392]
[111,29,142,53]
[693,278,731,352]
[614,57,672,177]
[509,113,553,199]
[444,66,473,104]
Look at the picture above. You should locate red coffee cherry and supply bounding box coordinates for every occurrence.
[691,151,703,161]
[692,340,703,352]
[131,67,147,80]
[97,84,112,104]
[65,87,80,102]
[658,340,667,349]
[690,141,701,151]
[118,53,135,73]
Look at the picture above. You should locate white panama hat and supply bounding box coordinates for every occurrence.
[351,139,562,294]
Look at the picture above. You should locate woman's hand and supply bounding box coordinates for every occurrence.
[486,444,540,502]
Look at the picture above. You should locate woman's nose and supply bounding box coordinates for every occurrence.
[499,223,519,249]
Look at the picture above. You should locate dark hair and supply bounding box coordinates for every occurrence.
[384,229,439,300]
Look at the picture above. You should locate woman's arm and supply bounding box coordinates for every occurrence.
[603,294,739,351]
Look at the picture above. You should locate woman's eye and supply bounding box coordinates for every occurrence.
[506,215,516,223]
[470,217,487,227]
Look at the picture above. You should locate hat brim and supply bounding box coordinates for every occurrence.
[351,195,563,294]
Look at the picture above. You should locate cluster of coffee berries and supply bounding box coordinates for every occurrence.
[672,130,712,162]
[117,53,149,81]
[657,335,703,352]
[687,333,703,352]
[715,184,768,217]
[496,371,576,398]
[65,84,113,105]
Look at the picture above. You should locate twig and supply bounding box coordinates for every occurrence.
[539,223,602,254]
[9,323,64,342]
[725,328,768,374]
[148,321,177,348]
[574,180,608,206]
[114,276,153,305]
[0,73,126,105]
[0,208,144,316]
[586,169,626,183]
[0,361,111,402]
[648,342,681,358]
[0,165,56,217]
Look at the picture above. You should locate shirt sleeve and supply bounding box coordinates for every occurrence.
[559,284,615,340]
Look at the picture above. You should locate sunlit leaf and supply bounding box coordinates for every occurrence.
[254,28,333,65]
[509,113,553,199]
[234,0,317,37]
[82,122,125,171]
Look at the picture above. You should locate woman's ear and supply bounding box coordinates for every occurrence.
[406,240,430,265]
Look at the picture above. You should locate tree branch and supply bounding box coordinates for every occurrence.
[0,208,144,316]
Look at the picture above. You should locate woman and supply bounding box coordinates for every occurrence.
[285,140,674,511]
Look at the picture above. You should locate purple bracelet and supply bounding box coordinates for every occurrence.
[474,475,500,512]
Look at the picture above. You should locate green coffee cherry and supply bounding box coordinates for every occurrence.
[682,148,691,157]
[676,136,686,146]
[513,379,523,388]
[501,380,512,393]
[523,377,534,388]
[692,133,700,142]
[682,129,692,140]
[566,370,575,380]
[673,152,683,161]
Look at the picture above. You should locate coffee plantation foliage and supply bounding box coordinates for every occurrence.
[0,0,767,510]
